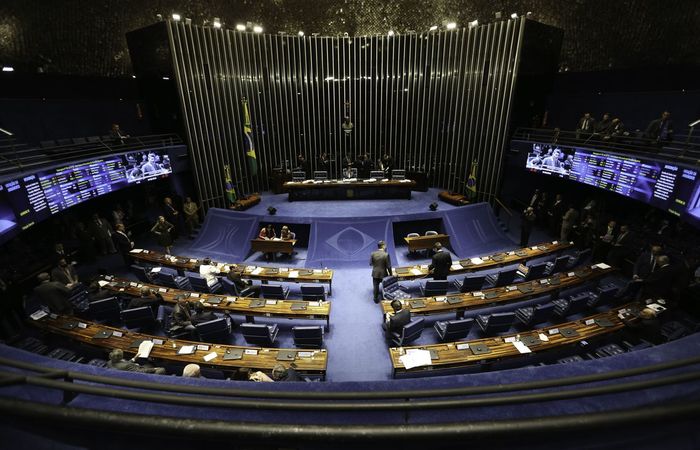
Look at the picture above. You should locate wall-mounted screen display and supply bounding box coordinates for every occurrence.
[0,148,174,245]
[522,142,700,227]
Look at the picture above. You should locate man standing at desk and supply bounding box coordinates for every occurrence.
[429,242,452,280]
[370,241,392,303]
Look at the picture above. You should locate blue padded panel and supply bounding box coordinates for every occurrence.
[442,203,514,257]
[189,208,259,260]
[306,217,395,267]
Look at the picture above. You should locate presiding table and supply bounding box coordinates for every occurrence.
[250,238,296,255]
[284,178,416,201]
[404,234,451,252]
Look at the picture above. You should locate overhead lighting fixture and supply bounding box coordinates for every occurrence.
[131,75,136,78]
[162,76,170,80]
[510,13,518,19]
[495,12,503,19]
[235,24,246,31]
[429,25,438,31]
[213,18,222,28]
[2,66,14,72]
[526,11,533,17]
[171,13,181,21]
[298,30,304,36]
[446,22,457,30]
[468,20,479,28]
[0,127,14,136]
[324,76,335,81]
[253,25,263,33]
[387,30,395,36]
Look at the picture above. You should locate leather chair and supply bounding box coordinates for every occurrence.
[476,312,515,335]
[121,306,157,330]
[382,276,410,301]
[260,284,290,300]
[300,285,325,301]
[195,316,232,343]
[390,318,425,346]
[420,280,449,297]
[240,323,279,346]
[434,318,474,342]
[453,274,486,293]
[514,302,556,327]
[185,271,222,294]
[292,326,324,348]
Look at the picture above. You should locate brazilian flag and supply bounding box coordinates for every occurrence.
[466,160,478,200]
[224,164,237,205]
[242,98,258,176]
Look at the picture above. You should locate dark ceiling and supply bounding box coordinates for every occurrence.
[0,0,698,77]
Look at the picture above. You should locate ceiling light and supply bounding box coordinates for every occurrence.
[446,22,457,30]
[298,30,304,36]
[468,20,478,28]
[510,13,518,19]
[253,25,263,33]
[235,24,246,31]
[2,66,14,72]
[162,76,170,80]
[388,30,395,36]
[429,25,438,31]
[213,18,222,28]
[171,13,181,21]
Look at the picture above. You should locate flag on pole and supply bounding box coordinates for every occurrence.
[242,98,258,176]
[224,164,237,205]
[466,159,478,200]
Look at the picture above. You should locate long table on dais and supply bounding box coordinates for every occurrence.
[404,234,451,252]
[103,277,331,329]
[392,240,574,280]
[250,238,296,255]
[130,249,334,295]
[381,263,614,318]
[29,313,328,379]
[284,179,416,201]
[388,305,630,377]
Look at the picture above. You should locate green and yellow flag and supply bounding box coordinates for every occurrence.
[224,164,237,205]
[242,98,257,176]
[466,159,478,200]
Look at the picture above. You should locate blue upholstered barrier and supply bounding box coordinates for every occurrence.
[442,203,515,257]
[189,208,259,260]
[306,218,395,268]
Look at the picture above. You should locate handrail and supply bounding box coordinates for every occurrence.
[493,197,513,217]
[1,353,699,402]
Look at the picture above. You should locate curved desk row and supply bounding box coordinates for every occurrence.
[381,264,615,317]
[102,277,331,329]
[388,304,632,377]
[129,249,334,294]
[392,240,574,280]
[29,313,328,379]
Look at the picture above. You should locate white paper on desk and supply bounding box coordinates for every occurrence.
[30,310,48,320]
[595,262,612,270]
[189,258,198,263]
[513,341,532,354]
[251,267,264,275]
[130,249,143,253]
[178,345,196,355]
[309,301,320,307]
[420,264,429,269]
[244,349,258,355]
[136,340,154,358]
[98,280,109,287]
[471,257,484,264]
[450,264,462,271]
[399,179,411,183]
[552,240,559,245]
[410,268,422,276]
[472,291,484,297]
[539,333,549,342]
[203,352,218,362]
[151,267,161,273]
[400,349,432,369]
[567,272,575,277]
[313,269,322,274]
[280,267,288,273]
[273,238,281,241]
[266,300,278,305]
[298,351,314,358]
[288,271,299,278]
[226,297,236,302]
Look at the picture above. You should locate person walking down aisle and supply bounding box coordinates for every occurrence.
[151,216,175,254]
[370,241,392,304]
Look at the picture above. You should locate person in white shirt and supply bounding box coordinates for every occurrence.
[199,257,220,287]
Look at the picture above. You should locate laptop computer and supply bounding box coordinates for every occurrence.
[491,253,505,262]
[266,268,280,274]
[129,339,145,348]
[515,250,528,257]
[517,285,534,294]
[484,291,499,299]
[223,348,244,360]
[276,350,297,361]
[205,297,223,305]
[459,259,472,267]
[298,270,313,276]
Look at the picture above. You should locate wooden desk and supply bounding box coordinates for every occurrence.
[438,191,470,206]
[250,238,296,255]
[392,240,574,281]
[130,249,334,295]
[284,179,416,201]
[29,313,328,378]
[103,277,331,329]
[388,305,629,377]
[404,234,451,252]
[381,264,615,318]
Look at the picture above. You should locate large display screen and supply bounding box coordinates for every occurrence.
[0,149,173,244]
[524,142,700,226]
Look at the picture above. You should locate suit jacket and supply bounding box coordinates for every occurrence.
[370,249,392,279]
[172,302,193,326]
[50,266,78,286]
[429,250,452,278]
[112,231,133,254]
[388,309,411,334]
[634,251,657,278]
[88,218,112,240]
[642,264,675,298]
[577,117,596,132]
[34,281,72,314]
[561,209,579,229]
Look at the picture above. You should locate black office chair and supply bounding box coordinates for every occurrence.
[454,274,486,292]
[390,318,425,346]
[87,296,121,324]
[260,284,290,300]
[434,318,474,342]
[420,280,449,297]
[476,312,515,335]
[292,326,324,348]
[240,323,279,346]
[300,285,326,301]
[121,306,157,330]
[195,316,232,343]
[514,302,556,327]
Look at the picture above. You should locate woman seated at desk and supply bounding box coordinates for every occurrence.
[280,225,295,240]
[259,224,276,240]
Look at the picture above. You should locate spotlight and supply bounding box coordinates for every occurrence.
[171,13,181,21]
[298,30,304,36]
[429,202,438,211]
[267,206,277,215]
[235,24,246,31]
[156,14,163,21]
[162,76,170,80]
[253,25,263,33]
[526,11,533,17]
[387,30,394,36]
[468,19,479,28]
[2,66,14,72]
[510,13,518,19]
[429,25,438,31]
[213,18,222,28]
[446,22,457,30]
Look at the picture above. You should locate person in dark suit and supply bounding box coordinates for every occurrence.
[429,242,452,280]
[645,111,673,143]
[171,299,196,331]
[633,244,663,281]
[575,112,595,139]
[163,197,180,240]
[548,194,565,235]
[33,272,72,315]
[640,255,675,299]
[112,223,134,265]
[607,224,633,267]
[88,213,116,255]
[107,349,165,374]
[127,287,162,313]
[520,207,536,247]
[370,241,392,303]
[622,306,663,345]
[50,259,79,289]
[382,299,411,339]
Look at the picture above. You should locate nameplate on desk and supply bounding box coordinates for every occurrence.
[435,296,446,303]
[190,293,199,298]
[266,300,278,305]
[129,282,138,287]
[78,322,88,329]
[472,291,484,297]
[567,272,575,277]
[585,319,595,325]
[298,351,314,358]
[112,330,123,337]
[548,328,559,335]
[226,297,236,303]
[30,310,48,321]
[244,349,258,355]
[309,301,321,307]
[158,288,167,293]
[196,344,210,351]
[456,343,469,350]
